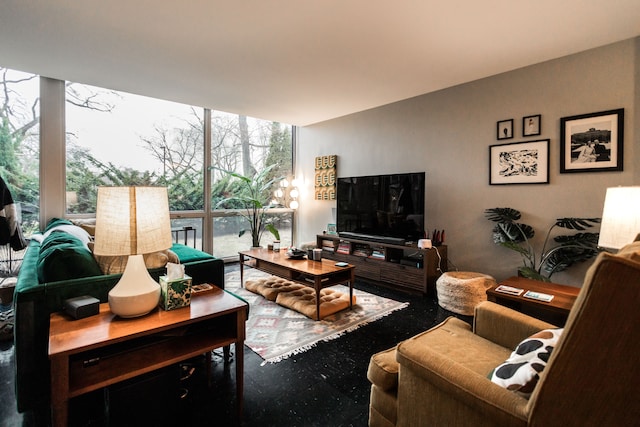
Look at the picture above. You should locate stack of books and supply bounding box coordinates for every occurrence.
[337,241,351,254]
[321,239,335,252]
[352,244,371,257]
[369,247,385,260]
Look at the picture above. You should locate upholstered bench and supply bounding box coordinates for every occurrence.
[245,276,356,320]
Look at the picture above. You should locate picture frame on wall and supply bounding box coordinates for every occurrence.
[522,114,541,137]
[489,139,550,185]
[497,119,513,140]
[560,108,624,173]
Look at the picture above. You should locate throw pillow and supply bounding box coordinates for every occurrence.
[490,328,563,398]
[90,242,179,275]
[42,224,92,249]
[37,232,102,283]
[43,217,74,232]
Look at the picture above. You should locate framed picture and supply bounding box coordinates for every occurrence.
[489,139,550,185]
[522,114,541,137]
[560,108,624,173]
[327,223,337,235]
[497,119,513,140]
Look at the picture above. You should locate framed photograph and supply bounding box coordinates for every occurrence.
[522,114,541,137]
[497,119,514,140]
[327,223,337,235]
[560,108,624,173]
[489,139,550,185]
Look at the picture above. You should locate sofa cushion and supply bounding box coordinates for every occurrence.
[170,244,214,263]
[490,328,563,397]
[37,231,102,283]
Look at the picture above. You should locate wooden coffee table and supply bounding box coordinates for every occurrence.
[239,248,355,320]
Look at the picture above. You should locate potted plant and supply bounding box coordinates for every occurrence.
[485,207,601,282]
[214,165,281,248]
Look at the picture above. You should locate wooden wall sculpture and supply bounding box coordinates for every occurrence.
[314,155,336,200]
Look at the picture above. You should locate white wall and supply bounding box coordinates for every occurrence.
[295,38,639,286]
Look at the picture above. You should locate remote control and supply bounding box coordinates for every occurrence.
[523,290,554,302]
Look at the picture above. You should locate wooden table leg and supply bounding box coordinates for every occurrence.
[314,277,321,320]
[239,253,245,288]
[349,268,355,309]
[50,356,69,427]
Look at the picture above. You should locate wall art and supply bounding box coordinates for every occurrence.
[489,139,550,185]
[497,119,514,140]
[560,108,623,173]
[314,155,337,200]
[522,114,541,137]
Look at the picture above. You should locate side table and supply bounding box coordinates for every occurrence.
[48,287,247,427]
[486,276,580,326]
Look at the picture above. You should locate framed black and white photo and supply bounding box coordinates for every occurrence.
[497,119,513,140]
[560,108,624,173]
[522,114,541,137]
[489,139,550,185]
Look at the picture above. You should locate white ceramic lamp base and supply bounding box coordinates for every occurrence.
[108,254,161,318]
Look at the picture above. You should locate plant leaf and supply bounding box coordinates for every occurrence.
[554,217,601,231]
[500,240,531,256]
[485,207,521,223]
[518,266,551,282]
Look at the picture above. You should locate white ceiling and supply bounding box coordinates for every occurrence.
[1,1,640,126]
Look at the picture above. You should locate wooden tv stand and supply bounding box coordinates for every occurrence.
[317,234,447,295]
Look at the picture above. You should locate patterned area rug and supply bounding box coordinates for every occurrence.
[225,268,409,364]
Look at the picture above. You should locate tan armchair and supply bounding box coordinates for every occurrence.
[367,241,640,426]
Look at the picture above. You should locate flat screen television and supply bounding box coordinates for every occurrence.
[336,172,425,244]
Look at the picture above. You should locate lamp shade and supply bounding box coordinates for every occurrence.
[94,186,172,256]
[598,186,640,250]
[94,186,172,317]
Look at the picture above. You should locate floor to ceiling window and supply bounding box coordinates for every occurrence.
[210,112,293,258]
[63,81,293,258]
[0,67,40,275]
[65,83,206,249]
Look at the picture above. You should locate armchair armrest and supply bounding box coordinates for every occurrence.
[473,301,557,350]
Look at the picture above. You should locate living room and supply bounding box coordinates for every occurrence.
[1,2,640,426]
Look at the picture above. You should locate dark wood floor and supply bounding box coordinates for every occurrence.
[0,265,469,427]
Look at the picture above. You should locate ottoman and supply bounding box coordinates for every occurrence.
[436,271,496,315]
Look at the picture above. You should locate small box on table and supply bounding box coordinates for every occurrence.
[159,274,192,310]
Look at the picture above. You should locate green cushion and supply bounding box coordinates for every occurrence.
[37,231,102,283]
[170,243,214,263]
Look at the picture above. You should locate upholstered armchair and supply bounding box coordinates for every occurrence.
[367,241,640,426]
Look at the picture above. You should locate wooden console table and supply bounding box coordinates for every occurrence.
[487,276,580,325]
[48,287,247,427]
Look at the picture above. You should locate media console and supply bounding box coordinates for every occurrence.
[317,234,447,295]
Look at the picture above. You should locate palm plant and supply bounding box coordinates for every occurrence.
[485,207,601,282]
[214,165,280,247]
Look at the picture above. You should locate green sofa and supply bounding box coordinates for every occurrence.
[13,220,225,413]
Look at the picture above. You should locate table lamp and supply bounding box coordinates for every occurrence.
[597,186,640,251]
[94,186,173,317]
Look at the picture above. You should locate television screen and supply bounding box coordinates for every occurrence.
[336,172,425,243]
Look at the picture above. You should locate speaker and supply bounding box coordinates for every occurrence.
[64,295,99,319]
